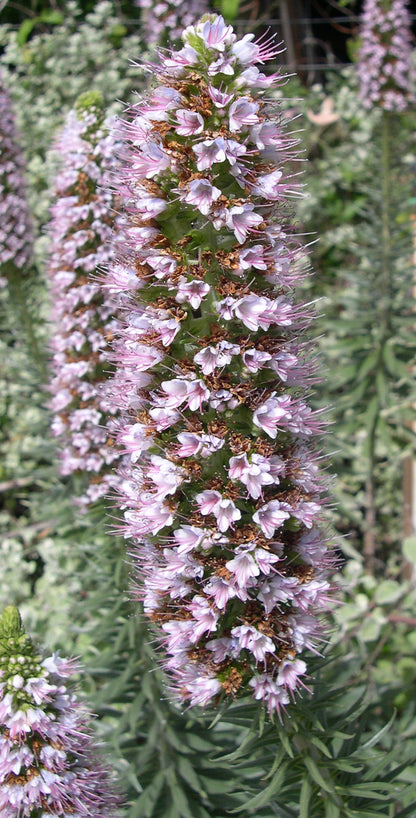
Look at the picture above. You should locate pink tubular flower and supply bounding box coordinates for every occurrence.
[105,14,335,716]
[0,606,118,817]
[0,74,33,272]
[358,0,415,111]
[46,94,122,506]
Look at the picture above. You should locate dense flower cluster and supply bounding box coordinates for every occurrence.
[47,94,122,505]
[135,0,208,46]
[0,74,33,272]
[0,606,118,817]
[358,0,415,111]
[106,15,334,714]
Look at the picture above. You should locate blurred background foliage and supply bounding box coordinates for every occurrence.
[0,0,416,815]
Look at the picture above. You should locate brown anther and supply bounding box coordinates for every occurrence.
[177,235,192,247]
[215,565,232,581]
[207,420,227,439]
[135,262,152,280]
[188,512,206,527]
[177,359,197,374]
[294,565,315,584]
[216,277,249,298]
[222,668,243,695]
[187,647,211,663]
[215,249,241,271]
[224,482,240,500]
[253,438,276,457]
[231,524,257,544]
[228,432,252,454]
[149,121,172,136]
[184,461,203,479]
[184,417,204,432]
[206,477,223,492]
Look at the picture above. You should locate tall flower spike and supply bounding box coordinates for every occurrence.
[0,73,33,275]
[47,92,122,506]
[358,0,415,112]
[107,14,334,715]
[0,605,119,817]
[135,0,209,48]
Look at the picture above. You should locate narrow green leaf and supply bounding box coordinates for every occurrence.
[325,799,341,818]
[229,767,286,813]
[167,769,194,818]
[177,757,205,796]
[303,756,335,794]
[17,19,35,46]
[352,711,396,753]
[343,784,394,799]
[310,735,334,759]
[39,9,64,23]
[299,777,312,818]
[132,771,165,818]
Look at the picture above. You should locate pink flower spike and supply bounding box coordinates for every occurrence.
[196,489,222,515]
[104,13,334,715]
[242,348,272,373]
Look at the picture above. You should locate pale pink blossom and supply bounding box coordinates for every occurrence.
[225,204,263,244]
[253,500,290,538]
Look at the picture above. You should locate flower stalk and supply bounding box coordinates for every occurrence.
[135,0,209,48]
[0,74,33,276]
[107,15,335,714]
[47,92,122,505]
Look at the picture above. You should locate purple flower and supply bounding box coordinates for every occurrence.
[358,0,415,111]
[0,74,33,272]
[47,95,122,505]
[104,14,335,715]
[0,606,119,816]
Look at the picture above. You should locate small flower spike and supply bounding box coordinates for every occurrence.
[358,0,415,112]
[0,605,119,817]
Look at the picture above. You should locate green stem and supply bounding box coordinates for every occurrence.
[364,111,392,572]
[5,263,48,379]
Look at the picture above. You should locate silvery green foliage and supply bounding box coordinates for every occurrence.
[0,280,90,653]
[0,1,145,255]
[289,68,416,561]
